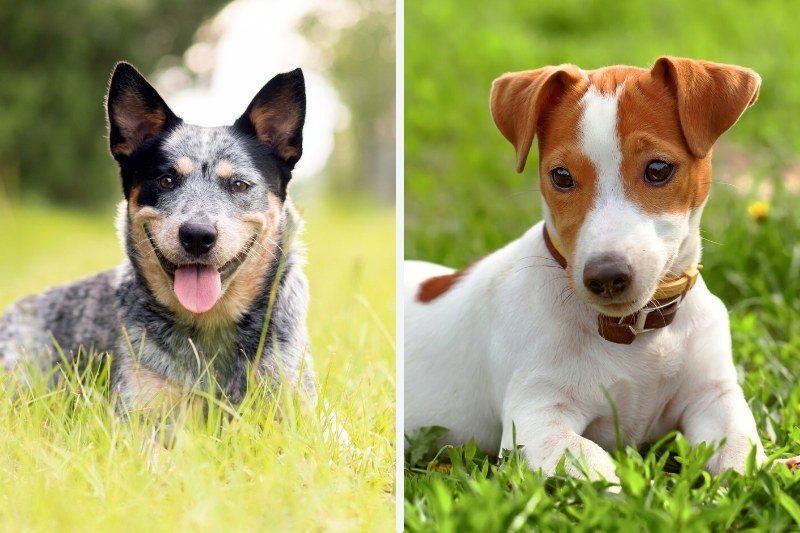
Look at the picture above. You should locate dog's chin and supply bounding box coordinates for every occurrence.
[582,291,655,318]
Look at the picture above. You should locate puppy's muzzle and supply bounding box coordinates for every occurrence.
[583,254,632,299]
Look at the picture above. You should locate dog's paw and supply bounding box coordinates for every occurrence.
[224,384,245,406]
[222,368,247,405]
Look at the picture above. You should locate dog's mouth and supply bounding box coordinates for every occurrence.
[594,299,645,318]
[144,225,257,314]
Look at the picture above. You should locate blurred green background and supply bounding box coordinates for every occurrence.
[404,0,800,265]
[0,0,395,208]
[0,0,227,206]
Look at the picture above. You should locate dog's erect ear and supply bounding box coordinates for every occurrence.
[234,69,306,169]
[106,62,179,161]
[651,56,760,159]
[490,66,583,173]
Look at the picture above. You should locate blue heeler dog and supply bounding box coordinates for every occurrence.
[0,63,316,411]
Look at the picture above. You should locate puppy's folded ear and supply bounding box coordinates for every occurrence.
[106,62,180,161]
[651,56,761,158]
[234,69,306,169]
[490,65,583,173]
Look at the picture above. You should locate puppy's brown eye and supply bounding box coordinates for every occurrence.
[550,167,575,190]
[158,176,176,190]
[644,160,674,185]
[230,180,249,193]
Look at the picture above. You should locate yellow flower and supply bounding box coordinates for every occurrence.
[747,200,769,222]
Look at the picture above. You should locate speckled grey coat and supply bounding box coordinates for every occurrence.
[0,62,316,409]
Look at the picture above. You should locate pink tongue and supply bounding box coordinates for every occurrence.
[173,265,222,314]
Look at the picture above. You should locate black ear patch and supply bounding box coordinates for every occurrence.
[234,69,306,169]
[106,62,180,161]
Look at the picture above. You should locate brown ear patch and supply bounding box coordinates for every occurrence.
[490,66,586,172]
[235,69,305,168]
[249,104,303,162]
[650,56,761,158]
[417,260,479,303]
[109,91,168,158]
[106,62,178,164]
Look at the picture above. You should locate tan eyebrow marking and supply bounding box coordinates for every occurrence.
[175,157,193,175]
[215,159,234,179]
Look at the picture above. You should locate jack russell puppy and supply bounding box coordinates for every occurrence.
[405,56,789,481]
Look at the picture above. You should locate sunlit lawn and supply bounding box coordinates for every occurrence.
[0,197,395,532]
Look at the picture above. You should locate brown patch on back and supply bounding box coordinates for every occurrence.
[215,159,234,179]
[175,156,193,175]
[417,261,478,302]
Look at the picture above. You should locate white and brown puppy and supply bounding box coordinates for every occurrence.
[404,56,775,481]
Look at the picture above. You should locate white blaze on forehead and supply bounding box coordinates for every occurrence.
[579,85,624,200]
[576,83,646,254]
[573,82,689,299]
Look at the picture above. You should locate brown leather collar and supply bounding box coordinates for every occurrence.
[542,225,701,344]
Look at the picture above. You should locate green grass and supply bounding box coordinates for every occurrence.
[0,198,395,532]
[405,0,800,529]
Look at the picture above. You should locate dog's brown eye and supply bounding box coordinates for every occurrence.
[230,180,249,193]
[158,176,176,190]
[644,160,674,185]
[550,167,575,190]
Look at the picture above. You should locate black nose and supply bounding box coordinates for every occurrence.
[179,223,217,256]
[583,255,632,298]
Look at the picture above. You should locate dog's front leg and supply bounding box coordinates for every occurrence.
[679,382,766,474]
[501,405,618,483]
[222,359,247,405]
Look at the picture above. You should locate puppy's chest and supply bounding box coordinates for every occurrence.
[581,339,687,446]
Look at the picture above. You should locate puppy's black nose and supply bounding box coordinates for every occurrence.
[583,255,632,298]
[179,223,217,256]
